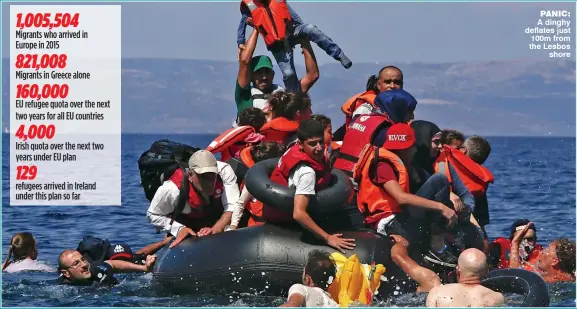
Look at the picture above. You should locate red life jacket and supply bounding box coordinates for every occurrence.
[207,126,257,162]
[434,145,494,198]
[240,0,292,48]
[264,143,332,223]
[492,237,543,270]
[333,114,392,178]
[260,117,299,144]
[167,169,225,230]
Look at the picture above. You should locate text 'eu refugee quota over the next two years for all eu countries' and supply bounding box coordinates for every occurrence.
[10,6,122,206]
[526,10,573,58]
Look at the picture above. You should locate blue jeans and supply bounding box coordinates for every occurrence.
[386,173,452,253]
[272,23,345,92]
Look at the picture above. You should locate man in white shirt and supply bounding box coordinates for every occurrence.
[266,119,356,253]
[146,150,241,248]
[279,250,339,308]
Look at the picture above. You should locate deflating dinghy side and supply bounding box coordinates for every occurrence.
[153,224,409,297]
[482,268,550,307]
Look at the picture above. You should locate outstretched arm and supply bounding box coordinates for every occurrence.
[298,39,319,93]
[135,235,173,256]
[105,255,156,273]
[237,29,259,89]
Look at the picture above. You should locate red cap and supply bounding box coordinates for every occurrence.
[382,123,415,150]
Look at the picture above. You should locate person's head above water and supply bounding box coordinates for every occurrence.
[58,249,92,282]
[373,89,417,124]
[188,150,219,194]
[302,250,336,290]
[537,238,576,275]
[366,66,404,93]
[2,232,38,271]
[509,219,537,243]
[456,248,488,281]
[268,90,312,122]
[250,55,275,92]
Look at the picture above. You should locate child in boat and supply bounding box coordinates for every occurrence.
[238,0,352,92]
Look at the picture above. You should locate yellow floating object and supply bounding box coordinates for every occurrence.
[327,252,386,307]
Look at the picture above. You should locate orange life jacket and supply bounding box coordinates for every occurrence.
[236,146,265,227]
[331,141,343,152]
[260,117,299,144]
[492,237,543,270]
[352,145,408,227]
[241,0,292,48]
[341,90,377,128]
[333,114,392,178]
[434,145,494,198]
[206,126,257,162]
[264,143,332,223]
[167,169,225,230]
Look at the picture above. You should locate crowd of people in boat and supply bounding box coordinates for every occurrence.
[3,0,576,307]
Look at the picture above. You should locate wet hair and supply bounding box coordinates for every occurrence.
[310,114,331,130]
[463,135,492,164]
[238,107,266,131]
[297,119,324,142]
[554,238,576,275]
[3,232,37,271]
[304,250,336,290]
[439,129,465,146]
[250,141,286,162]
[509,219,536,241]
[267,90,311,120]
[365,65,404,92]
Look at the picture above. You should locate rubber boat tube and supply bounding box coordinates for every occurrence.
[153,224,411,297]
[481,268,550,307]
[153,224,548,303]
[244,158,354,214]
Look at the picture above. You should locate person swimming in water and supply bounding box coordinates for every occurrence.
[2,232,54,273]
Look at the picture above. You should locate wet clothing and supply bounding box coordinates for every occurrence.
[58,261,118,286]
[3,258,54,273]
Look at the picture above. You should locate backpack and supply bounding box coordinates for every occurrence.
[138,139,201,227]
[77,236,112,262]
[138,139,200,201]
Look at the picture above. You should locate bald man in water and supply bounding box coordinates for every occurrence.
[426,248,504,307]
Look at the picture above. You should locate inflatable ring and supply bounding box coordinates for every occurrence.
[481,268,550,307]
[244,158,354,214]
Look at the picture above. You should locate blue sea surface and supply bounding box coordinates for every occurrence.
[2,134,576,307]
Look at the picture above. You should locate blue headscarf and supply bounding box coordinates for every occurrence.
[373,89,418,124]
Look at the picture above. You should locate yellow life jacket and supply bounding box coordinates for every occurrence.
[327,253,386,307]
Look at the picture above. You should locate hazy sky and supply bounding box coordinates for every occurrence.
[2,1,576,64]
